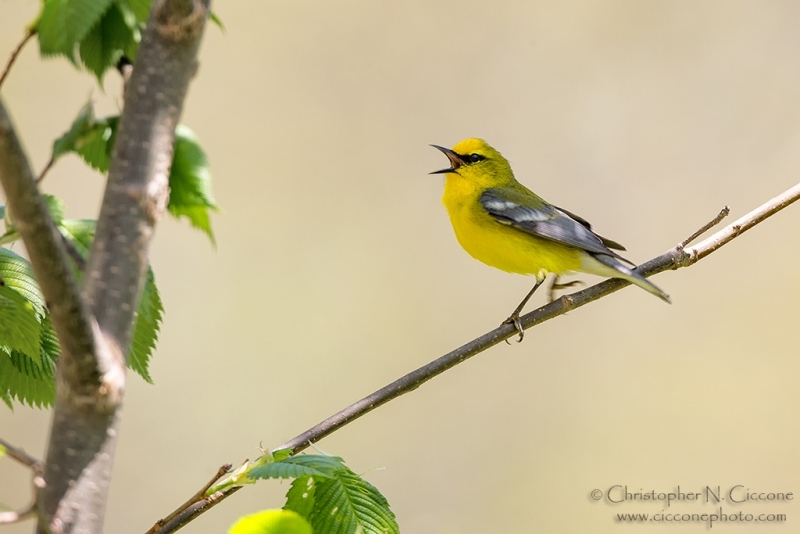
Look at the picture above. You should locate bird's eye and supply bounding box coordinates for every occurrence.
[468,153,485,163]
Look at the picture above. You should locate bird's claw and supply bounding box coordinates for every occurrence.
[548,279,584,302]
[502,314,525,343]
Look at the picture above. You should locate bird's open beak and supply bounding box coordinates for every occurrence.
[430,145,464,174]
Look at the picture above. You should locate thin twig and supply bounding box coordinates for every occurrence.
[150,487,241,534]
[0,437,44,525]
[148,181,800,534]
[146,464,232,534]
[682,182,800,264]
[0,437,43,472]
[678,205,730,248]
[35,156,55,184]
[0,30,34,91]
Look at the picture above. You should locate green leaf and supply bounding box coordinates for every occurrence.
[119,0,151,23]
[113,0,143,58]
[0,205,16,247]
[0,349,55,408]
[78,2,135,81]
[37,0,116,60]
[68,0,117,45]
[53,102,94,159]
[38,0,73,58]
[228,510,312,534]
[210,12,225,32]
[310,468,398,534]
[42,195,67,225]
[38,316,60,377]
[0,386,12,410]
[53,104,118,173]
[0,286,42,365]
[0,229,19,248]
[248,454,348,482]
[273,449,293,462]
[0,196,63,247]
[284,476,316,519]
[169,126,219,244]
[129,267,162,383]
[0,248,47,320]
[58,219,96,255]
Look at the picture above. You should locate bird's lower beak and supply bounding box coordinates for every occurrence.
[430,145,464,174]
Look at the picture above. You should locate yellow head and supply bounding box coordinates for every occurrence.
[430,138,515,188]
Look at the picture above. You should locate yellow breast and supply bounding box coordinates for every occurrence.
[442,176,582,279]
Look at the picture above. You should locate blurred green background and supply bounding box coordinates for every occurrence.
[1,1,799,532]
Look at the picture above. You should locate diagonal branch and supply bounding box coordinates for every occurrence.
[0,100,98,391]
[148,181,800,534]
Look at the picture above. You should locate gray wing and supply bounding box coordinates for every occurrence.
[480,188,632,263]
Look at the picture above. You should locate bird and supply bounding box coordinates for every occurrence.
[431,138,670,341]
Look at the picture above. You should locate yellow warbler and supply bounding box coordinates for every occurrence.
[432,138,669,341]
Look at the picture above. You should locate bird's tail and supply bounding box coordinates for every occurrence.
[581,253,671,304]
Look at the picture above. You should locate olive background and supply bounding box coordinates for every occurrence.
[1,1,799,532]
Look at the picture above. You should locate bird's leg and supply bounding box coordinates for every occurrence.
[503,280,543,343]
[548,275,584,302]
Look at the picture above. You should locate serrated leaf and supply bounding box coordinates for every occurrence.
[0,286,42,365]
[0,349,55,408]
[0,248,47,320]
[37,0,73,58]
[10,350,53,380]
[228,510,312,534]
[79,3,134,81]
[38,316,60,377]
[129,267,162,383]
[37,0,116,60]
[169,126,219,244]
[68,0,116,45]
[284,476,316,519]
[53,102,94,159]
[248,455,347,482]
[9,315,59,383]
[53,104,118,173]
[0,387,12,410]
[310,468,398,534]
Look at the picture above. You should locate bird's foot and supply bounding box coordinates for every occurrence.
[548,278,584,302]
[502,313,525,343]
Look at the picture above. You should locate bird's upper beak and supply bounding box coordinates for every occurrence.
[430,145,465,174]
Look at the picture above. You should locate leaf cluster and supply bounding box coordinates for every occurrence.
[0,98,218,407]
[52,103,219,242]
[0,203,163,408]
[227,453,399,534]
[37,0,151,81]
